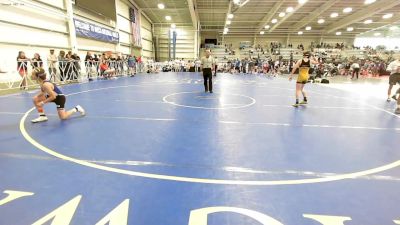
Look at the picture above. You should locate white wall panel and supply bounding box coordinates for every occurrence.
[119,32,131,45]
[36,0,65,9]
[119,45,131,54]
[77,38,117,52]
[0,6,67,34]
[117,0,130,18]
[0,22,69,47]
[117,15,131,34]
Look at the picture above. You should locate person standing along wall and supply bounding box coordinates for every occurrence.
[47,49,57,82]
[17,51,29,90]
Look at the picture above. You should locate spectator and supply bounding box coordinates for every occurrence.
[137,55,142,73]
[31,53,43,69]
[99,60,116,79]
[65,53,74,82]
[180,58,185,72]
[47,49,57,81]
[17,51,29,90]
[85,51,94,81]
[58,50,66,82]
[93,54,100,77]
[127,54,136,77]
[71,53,80,81]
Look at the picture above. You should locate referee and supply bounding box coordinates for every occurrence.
[201,49,215,93]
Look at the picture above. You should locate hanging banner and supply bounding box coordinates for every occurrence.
[129,7,142,47]
[74,19,119,43]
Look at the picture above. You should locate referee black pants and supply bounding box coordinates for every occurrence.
[352,68,360,79]
[203,68,212,92]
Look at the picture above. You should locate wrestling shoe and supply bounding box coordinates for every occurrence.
[31,116,48,123]
[75,105,86,116]
[299,101,308,105]
[395,108,400,114]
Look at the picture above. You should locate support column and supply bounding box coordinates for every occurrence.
[286,34,290,47]
[65,0,78,52]
[114,0,121,53]
[168,28,171,61]
[138,9,143,57]
[194,30,198,59]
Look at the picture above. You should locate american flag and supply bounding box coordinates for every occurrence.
[129,7,142,47]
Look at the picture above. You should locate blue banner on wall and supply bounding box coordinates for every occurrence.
[74,19,119,43]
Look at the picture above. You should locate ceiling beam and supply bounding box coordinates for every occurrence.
[324,0,400,33]
[140,8,188,11]
[186,0,198,28]
[292,0,340,30]
[256,1,283,31]
[221,0,232,36]
[268,3,307,33]
[231,0,251,13]
[356,14,400,35]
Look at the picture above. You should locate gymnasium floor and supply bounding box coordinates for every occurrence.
[0,72,400,225]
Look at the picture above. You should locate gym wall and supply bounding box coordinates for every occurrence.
[354,37,400,50]
[0,0,69,72]
[0,0,154,72]
[140,14,154,59]
[218,36,354,49]
[154,26,197,62]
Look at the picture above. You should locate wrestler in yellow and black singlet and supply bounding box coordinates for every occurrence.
[297,58,311,84]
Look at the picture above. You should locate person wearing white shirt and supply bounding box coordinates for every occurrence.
[351,61,360,79]
[180,59,186,72]
[200,49,215,93]
[213,58,218,76]
[47,49,58,81]
[386,57,400,113]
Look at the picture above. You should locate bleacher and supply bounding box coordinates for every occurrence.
[342,49,367,59]
[200,43,399,64]
[279,48,302,61]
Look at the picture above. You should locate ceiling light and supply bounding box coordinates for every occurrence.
[374,32,381,36]
[265,25,270,29]
[271,18,278,24]
[317,19,325,24]
[390,26,398,30]
[260,31,265,35]
[364,19,373,24]
[171,23,176,29]
[223,31,228,35]
[343,7,352,13]
[330,13,339,18]
[382,13,393,19]
[298,0,308,4]
[347,27,354,31]
[336,31,342,35]
[233,0,240,4]
[364,0,376,4]
[298,31,303,35]
[224,27,229,32]
[165,16,171,20]
[157,3,165,9]
[286,7,294,13]
[226,20,231,25]
[228,14,234,19]
[305,26,312,30]
[279,12,286,17]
